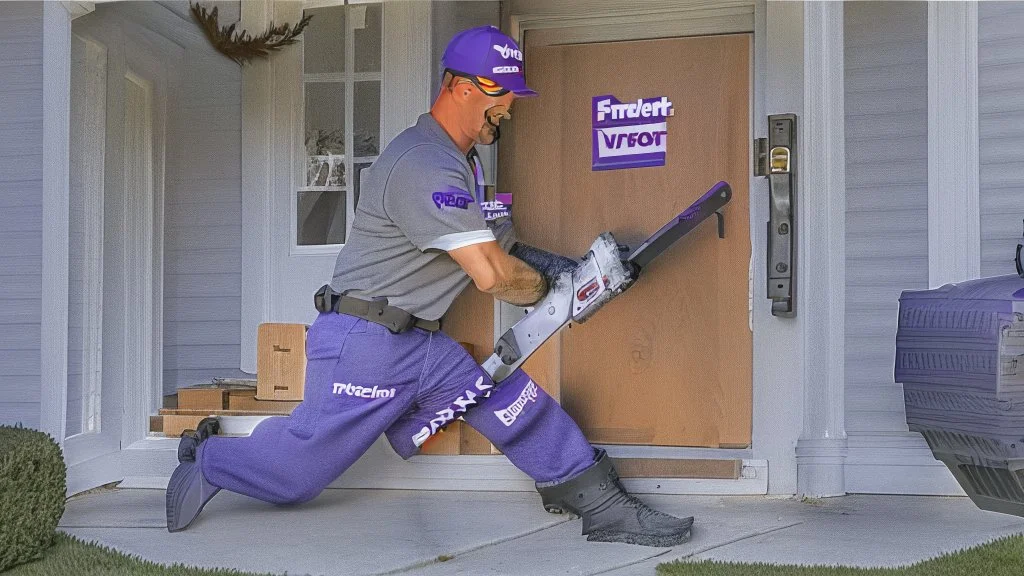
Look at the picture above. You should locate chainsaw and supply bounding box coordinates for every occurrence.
[482,181,733,383]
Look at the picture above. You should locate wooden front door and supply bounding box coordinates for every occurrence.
[498,34,753,448]
[431,33,752,454]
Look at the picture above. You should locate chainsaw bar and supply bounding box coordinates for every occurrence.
[628,181,732,269]
[480,181,733,384]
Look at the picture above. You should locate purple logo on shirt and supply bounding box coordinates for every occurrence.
[432,187,475,210]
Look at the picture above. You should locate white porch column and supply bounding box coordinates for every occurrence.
[40,1,77,442]
[795,0,848,498]
[928,1,980,288]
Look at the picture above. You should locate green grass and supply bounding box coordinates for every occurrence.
[4,533,276,576]
[657,534,1024,576]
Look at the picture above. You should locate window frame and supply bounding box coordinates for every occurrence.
[293,0,382,255]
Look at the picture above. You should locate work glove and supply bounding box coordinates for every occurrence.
[510,242,580,286]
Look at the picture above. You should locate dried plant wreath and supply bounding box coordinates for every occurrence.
[189,1,314,66]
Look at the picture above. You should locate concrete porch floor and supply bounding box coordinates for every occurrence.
[59,488,1024,576]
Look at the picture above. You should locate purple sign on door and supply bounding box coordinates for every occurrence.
[592,95,673,171]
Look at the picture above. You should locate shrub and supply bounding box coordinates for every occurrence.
[0,424,67,572]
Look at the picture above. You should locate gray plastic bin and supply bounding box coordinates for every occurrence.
[895,274,1024,516]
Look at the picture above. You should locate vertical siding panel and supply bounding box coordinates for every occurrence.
[844,1,929,434]
[0,1,42,428]
[979,2,1024,277]
[162,0,248,397]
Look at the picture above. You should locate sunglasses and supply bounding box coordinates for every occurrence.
[445,68,510,97]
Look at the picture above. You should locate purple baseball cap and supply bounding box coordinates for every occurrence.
[441,25,538,97]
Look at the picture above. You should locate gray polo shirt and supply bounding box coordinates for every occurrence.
[330,113,517,322]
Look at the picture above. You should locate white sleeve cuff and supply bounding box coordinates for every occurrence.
[423,229,497,251]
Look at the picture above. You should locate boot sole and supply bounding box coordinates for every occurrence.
[586,527,692,547]
[166,462,219,533]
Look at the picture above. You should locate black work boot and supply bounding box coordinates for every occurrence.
[177,417,220,463]
[166,441,220,532]
[537,449,694,547]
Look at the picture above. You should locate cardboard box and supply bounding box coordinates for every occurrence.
[177,387,228,411]
[158,408,294,437]
[419,423,462,455]
[257,323,308,401]
[161,414,207,437]
[228,388,301,413]
[174,379,258,410]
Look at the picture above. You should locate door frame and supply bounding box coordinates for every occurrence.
[40,2,173,494]
[61,31,111,475]
[499,0,807,495]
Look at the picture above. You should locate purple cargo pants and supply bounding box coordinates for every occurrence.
[199,312,595,505]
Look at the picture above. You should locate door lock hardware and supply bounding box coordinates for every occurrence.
[756,114,796,317]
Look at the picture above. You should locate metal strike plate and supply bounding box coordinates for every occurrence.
[764,114,796,317]
[754,138,768,177]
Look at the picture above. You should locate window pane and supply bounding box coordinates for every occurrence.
[353,4,382,73]
[303,6,344,74]
[298,190,346,245]
[354,81,380,156]
[354,162,372,210]
[305,82,345,186]
[306,155,345,188]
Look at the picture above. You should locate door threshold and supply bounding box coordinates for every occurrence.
[597,444,754,461]
[119,437,768,495]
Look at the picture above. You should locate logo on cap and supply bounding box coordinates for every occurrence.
[493,44,523,61]
[492,65,520,74]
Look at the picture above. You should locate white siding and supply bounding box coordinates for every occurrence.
[844,1,929,435]
[979,1,1024,277]
[430,2,500,96]
[0,1,42,429]
[162,1,248,396]
[430,2,500,181]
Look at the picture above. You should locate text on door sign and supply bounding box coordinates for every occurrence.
[592,95,673,171]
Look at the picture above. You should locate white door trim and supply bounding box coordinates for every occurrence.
[240,0,277,373]
[509,0,754,44]
[40,0,74,444]
[927,1,980,288]
[76,34,107,440]
[501,0,793,495]
[63,32,109,466]
[117,23,176,448]
[122,68,158,449]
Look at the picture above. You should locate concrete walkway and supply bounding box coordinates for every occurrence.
[59,489,1024,576]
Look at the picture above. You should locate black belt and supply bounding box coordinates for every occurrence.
[314,285,440,334]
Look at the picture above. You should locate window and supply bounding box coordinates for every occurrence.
[298,1,382,247]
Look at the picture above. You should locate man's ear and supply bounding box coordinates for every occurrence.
[446,76,476,103]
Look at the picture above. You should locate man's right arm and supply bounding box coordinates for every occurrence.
[449,241,548,306]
